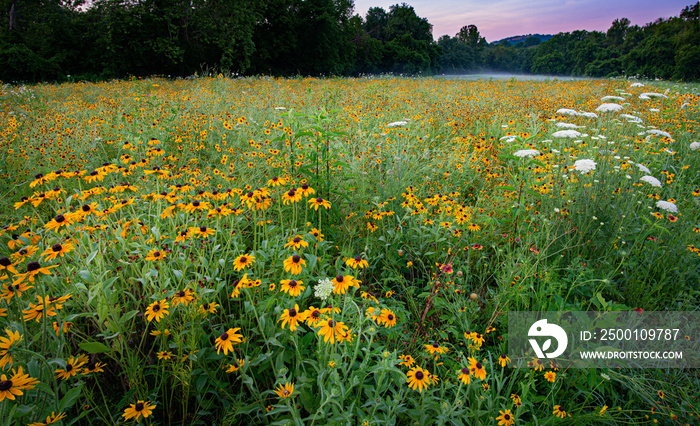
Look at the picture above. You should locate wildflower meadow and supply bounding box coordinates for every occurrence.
[0,75,698,425]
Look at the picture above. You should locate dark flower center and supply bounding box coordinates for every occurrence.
[289,280,297,287]
[177,291,185,297]
[0,380,12,391]
[82,204,91,212]
[199,227,206,232]
[90,171,98,176]
[292,255,300,263]
[312,310,320,318]
[135,403,144,411]
[415,371,424,380]
[433,343,439,348]
[192,201,200,207]
[287,190,296,196]
[336,275,344,282]
[52,244,62,252]
[55,214,65,223]
[504,414,511,420]
[152,304,160,312]
[293,237,301,243]
[476,362,483,369]
[302,183,309,189]
[19,249,26,255]
[220,332,229,341]
[288,308,297,317]
[203,303,209,310]
[316,197,323,203]
[0,257,10,266]
[354,256,361,262]
[35,173,44,179]
[153,252,161,257]
[328,320,334,327]
[247,191,254,197]
[27,261,40,272]
[388,314,394,320]
[66,364,73,372]
[461,367,469,375]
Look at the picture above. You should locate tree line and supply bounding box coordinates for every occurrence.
[0,0,697,82]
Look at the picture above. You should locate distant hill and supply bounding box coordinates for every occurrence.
[491,34,554,46]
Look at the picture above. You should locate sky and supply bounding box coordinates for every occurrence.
[352,0,695,42]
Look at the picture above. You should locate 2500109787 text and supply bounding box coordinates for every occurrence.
[580,328,681,341]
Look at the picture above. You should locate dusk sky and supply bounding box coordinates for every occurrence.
[353,0,695,42]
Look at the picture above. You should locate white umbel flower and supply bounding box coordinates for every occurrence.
[513,149,540,158]
[314,278,334,300]
[640,175,662,187]
[553,129,582,138]
[573,159,597,174]
[387,121,407,127]
[690,141,700,151]
[656,200,678,213]
[596,103,623,113]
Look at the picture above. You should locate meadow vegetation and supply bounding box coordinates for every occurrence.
[0,75,698,425]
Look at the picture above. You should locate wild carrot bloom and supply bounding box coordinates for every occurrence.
[233,254,255,271]
[145,300,170,322]
[122,400,156,422]
[406,366,431,393]
[280,279,305,297]
[283,255,306,275]
[215,328,243,355]
[274,382,295,398]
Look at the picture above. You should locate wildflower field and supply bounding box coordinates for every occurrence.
[0,75,698,425]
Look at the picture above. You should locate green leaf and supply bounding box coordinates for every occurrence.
[78,342,112,354]
[59,385,83,412]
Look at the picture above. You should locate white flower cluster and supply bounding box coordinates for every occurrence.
[573,159,597,174]
[552,129,582,138]
[387,121,407,127]
[656,200,678,213]
[513,149,540,158]
[314,278,334,300]
[640,175,662,188]
[690,141,700,151]
[595,103,623,113]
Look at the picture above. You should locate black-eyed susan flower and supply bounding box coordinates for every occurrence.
[406,366,431,393]
[544,371,556,382]
[145,300,170,323]
[199,302,219,316]
[282,188,302,205]
[345,256,368,269]
[1,281,33,303]
[496,409,515,426]
[424,343,448,355]
[469,357,487,380]
[302,306,326,326]
[398,354,415,367]
[44,214,73,232]
[171,288,195,307]
[82,361,106,375]
[41,241,75,261]
[510,394,522,407]
[144,249,166,262]
[456,367,471,384]
[317,318,348,344]
[530,358,545,371]
[298,183,315,197]
[278,304,305,331]
[27,411,67,426]
[157,351,173,360]
[378,308,397,328]
[224,359,245,373]
[553,405,568,418]
[122,400,156,422]
[233,254,255,271]
[283,255,306,275]
[280,279,305,297]
[0,329,21,369]
[0,257,19,275]
[309,228,324,241]
[22,295,59,322]
[274,382,294,398]
[308,197,331,211]
[13,261,58,285]
[498,354,511,367]
[0,366,38,401]
[215,328,243,355]
[55,355,87,380]
[284,235,308,250]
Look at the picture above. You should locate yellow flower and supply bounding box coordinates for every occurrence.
[224,359,246,373]
[215,328,243,355]
[600,405,608,416]
[55,356,88,380]
[122,400,156,422]
[145,300,170,322]
[284,235,308,250]
[496,409,515,426]
[455,367,471,385]
[544,371,556,383]
[280,279,305,297]
[398,354,415,367]
[468,357,487,381]
[377,308,397,328]
[283,255,306,275]
[0,366,39,401]
[406,366,431,393]
[553,405,568,418]
[0,329,22,369]
[233,254,256,271]
[27,411,67,426]
[498,354,511,367]
[308,197,331,211]
[345,256,368,269]
[275,382,295,398]
[278,304,305,331]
